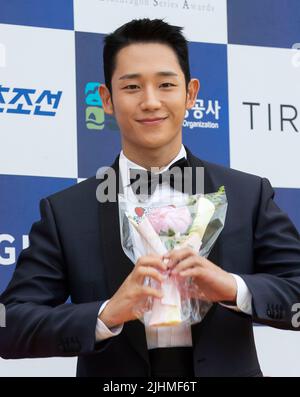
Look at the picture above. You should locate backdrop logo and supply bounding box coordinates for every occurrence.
[97,0,215,13]
[0,234,29,266]
[84,82,118,131]
[154,0,215,12]
[183,98,221,130]
[0,84,62,116]
[242,101,299,133]
[85,82,104,130]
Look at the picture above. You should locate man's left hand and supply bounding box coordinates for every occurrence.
[164,248,237,303]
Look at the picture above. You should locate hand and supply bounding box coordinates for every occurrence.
[99,254,167,328]
[164,248,237,303]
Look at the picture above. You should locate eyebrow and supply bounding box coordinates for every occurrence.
[119,71,179,80]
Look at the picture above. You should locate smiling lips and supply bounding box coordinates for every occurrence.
[136,116,168,125]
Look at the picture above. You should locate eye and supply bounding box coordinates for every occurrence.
[123,85,139,90]
[160,82,176,88]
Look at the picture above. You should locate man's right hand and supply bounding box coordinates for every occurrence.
[99,254,167,328]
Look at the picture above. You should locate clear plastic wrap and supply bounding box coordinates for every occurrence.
[118,186,227,327]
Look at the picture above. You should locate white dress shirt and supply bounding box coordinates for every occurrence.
[95,145,252,348]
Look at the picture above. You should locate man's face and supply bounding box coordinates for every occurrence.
[100,43,199,152]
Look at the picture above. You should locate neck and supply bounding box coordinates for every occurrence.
[122,140,182,170]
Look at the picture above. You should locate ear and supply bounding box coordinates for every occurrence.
[99,84,114,115]
[186,79,200,110]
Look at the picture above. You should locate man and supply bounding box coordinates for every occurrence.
[1,19,300,377]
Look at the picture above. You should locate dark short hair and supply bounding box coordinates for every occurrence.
[103,18,191,94]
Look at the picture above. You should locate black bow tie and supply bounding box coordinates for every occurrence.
[129,157,192,196]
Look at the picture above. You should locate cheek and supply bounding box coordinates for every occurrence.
[169,96,187,115]
[170,106,187,124]
[113,99,134,124]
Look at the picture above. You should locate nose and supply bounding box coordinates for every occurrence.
[140,87,162,111]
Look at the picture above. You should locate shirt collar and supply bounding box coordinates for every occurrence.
[119,144,187,188]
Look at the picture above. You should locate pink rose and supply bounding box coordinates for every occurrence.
[147,206,192,234]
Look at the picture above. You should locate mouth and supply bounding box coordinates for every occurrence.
[136,116,168,126]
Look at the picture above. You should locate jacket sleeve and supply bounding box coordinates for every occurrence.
[240,178,300,330]
[0,198,110,359]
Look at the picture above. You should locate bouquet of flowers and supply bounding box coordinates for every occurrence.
[118,186,227,327]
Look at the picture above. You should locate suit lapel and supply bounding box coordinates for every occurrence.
[98,156,150,368]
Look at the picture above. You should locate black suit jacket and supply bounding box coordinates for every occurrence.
[1,147,300,377]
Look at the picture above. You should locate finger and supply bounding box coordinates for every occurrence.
[174,255,209,274]
[136,255,167,271]
[171,256,201,275]
[141,285,164,299]
[177,267,203,277]
[132,297,152,319]
[134,266,165,284]
[163,247,195,269]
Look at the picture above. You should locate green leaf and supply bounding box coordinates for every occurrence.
[167,228,175,237]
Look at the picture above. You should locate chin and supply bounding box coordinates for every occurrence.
[138,139,171,150]
[140,133,177,147]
